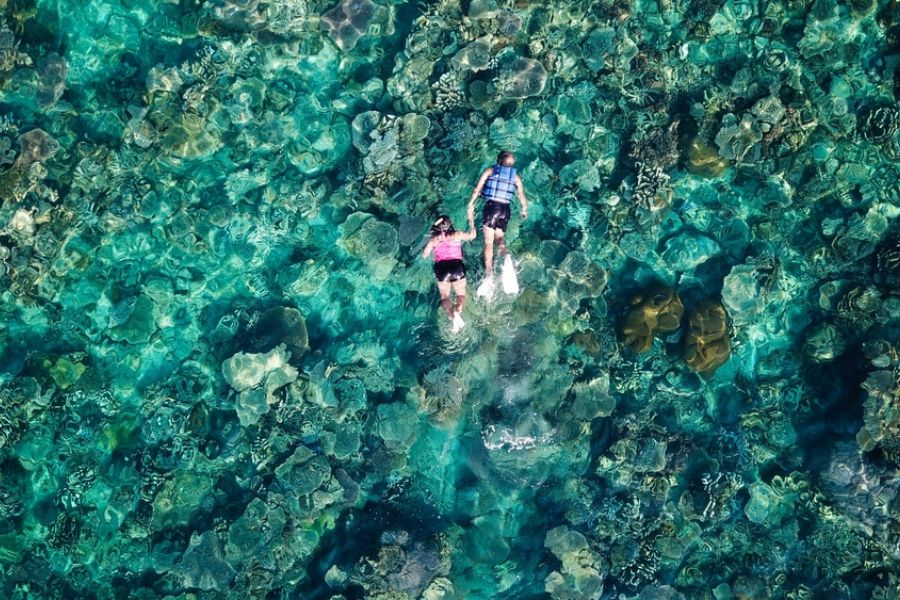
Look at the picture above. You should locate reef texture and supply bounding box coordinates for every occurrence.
[0,0,899,598]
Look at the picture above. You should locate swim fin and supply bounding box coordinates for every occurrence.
[476,275,495,299]
[451,311,465,333]
[501,254,519,295]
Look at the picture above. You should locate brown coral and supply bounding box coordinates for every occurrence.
[685,136,728,178]
[620,286,684,353]
[683,300,731,377]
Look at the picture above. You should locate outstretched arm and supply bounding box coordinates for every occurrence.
[422,237,436,259]
[516,175,528,219]
[457,210,478,242]
[468,168,492,211]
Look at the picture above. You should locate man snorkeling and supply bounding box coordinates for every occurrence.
[467,151,529,297]
[422,212,477,333]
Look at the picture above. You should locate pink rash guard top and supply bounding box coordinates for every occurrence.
[433,236,463,262]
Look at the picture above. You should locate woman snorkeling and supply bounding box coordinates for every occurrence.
[422,210,477,333]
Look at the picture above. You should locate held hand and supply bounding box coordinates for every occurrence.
[520,207,528,219]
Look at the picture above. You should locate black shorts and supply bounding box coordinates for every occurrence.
[482,200,511,231]
[434,259,466,282]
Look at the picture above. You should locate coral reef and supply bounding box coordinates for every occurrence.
[222,344,299,426]
[682,300,731,377]
[175,531,236,592]
[0,0,898,597]
[858,104,900,143]
[857,367,900,461]
[495,53,548,100]
[620,287,684,353]
[210,0,268,31]
[322,0,378,51]
[544,526,606,600]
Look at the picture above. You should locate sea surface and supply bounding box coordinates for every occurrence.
[1,0,899,598]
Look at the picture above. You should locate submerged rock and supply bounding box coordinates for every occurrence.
[350,111,429,188]
[288,106,351,176]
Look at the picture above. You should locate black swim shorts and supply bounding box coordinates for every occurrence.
[434,259,466,282]
[482,200,511,231]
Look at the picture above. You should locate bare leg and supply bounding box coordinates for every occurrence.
[440,297,454,318]
[452,279,467,313]
[483,226,496,275]
[495,229,507,257]
[437,282,454,318]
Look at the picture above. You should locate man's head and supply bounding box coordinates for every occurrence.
[497,151,515,167]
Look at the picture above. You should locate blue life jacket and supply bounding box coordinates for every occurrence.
[481,164,517,203]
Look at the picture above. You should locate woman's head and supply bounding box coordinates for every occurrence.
[431,215,455,236]
[497,150,515,166]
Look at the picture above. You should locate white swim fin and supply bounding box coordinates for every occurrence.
[501,254,519,295]
[476,275,495,299]
[451,311,465,333]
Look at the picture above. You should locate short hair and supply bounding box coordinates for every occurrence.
[497,151,514,163]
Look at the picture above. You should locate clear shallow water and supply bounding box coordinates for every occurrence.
[1,0,900,598]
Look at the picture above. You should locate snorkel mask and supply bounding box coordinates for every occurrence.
[431,215,454,235]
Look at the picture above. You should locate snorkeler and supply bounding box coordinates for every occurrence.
[422,211,478,333]
[467,151,529,297]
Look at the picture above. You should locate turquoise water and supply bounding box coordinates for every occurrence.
[1,0,900,597]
